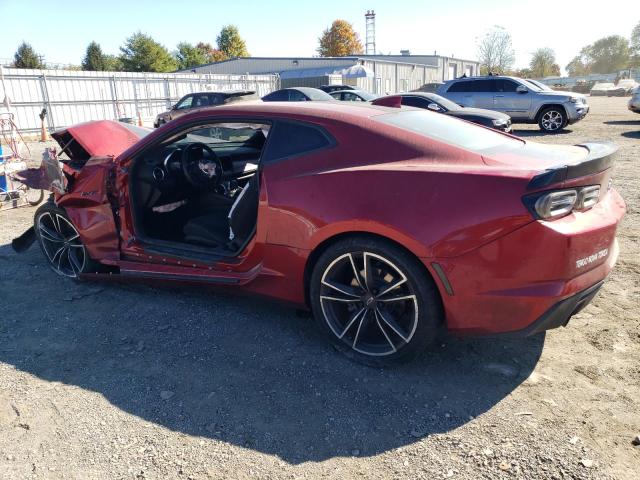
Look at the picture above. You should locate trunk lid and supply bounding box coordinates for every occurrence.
[481,141,617,189]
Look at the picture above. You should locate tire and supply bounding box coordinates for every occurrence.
[25,187,44,206]
[310,236,444,367]
[538,107,567,132]
[33,201,100,278]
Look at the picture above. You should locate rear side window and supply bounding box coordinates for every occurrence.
[263,121,333,162]
[448,80,495,92]
[377,110,523,153]
[446,81,470,93]
[401,96,428,108]
[262,90,288,101]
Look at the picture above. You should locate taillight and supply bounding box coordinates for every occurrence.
[576,185,600,210]
[534,190,577,219]
[524,185,601,220]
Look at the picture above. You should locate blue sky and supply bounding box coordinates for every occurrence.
[0,0,637,73]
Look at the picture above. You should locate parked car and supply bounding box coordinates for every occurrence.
[329,89,379,102]
[590,82,615,97]
[373,92,512,132]
[13,102,625,365]
[413,82,444,93]
[629,87,640,113]
[608,79,640,97]
[154,90,257,128]
[262,87,334,102]
[436,75,589,133]
[318,85,356,94]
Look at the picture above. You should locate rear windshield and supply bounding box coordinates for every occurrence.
[376,110,523,152]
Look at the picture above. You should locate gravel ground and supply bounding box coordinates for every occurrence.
[0,96,638,480]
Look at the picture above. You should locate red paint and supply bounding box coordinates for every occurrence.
[54,120,144,157]
[48,102,625,336]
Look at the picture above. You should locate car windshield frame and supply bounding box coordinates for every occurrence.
[376,110,524,153]
[522,79,548,92]
[424,94,462,111]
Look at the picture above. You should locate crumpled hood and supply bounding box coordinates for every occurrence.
[52,120,150,161]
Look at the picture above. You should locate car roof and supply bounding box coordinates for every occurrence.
[171,101,397,123]
[330,89,366,94]
[444,75,520,83]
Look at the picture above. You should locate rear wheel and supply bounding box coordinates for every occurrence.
[34,202,99,278]
[538,107,567,132]
[310,236,443,366]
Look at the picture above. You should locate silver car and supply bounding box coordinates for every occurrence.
[436,76,589,132]
[629,87,640,114]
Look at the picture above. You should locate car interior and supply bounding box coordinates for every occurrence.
[129,122,270,255]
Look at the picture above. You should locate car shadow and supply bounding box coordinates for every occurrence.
[621,131,640,139]
[512,129,573,138]
[0,241,545,464]
[604,120,640,126]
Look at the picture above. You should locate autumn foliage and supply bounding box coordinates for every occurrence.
[317,20,364,57]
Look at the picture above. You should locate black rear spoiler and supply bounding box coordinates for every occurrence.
[527,142,617,190]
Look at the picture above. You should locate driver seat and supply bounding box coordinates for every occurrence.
[183,174,259,249]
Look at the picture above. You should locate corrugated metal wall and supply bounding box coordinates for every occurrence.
[360,61,439,94]
[0,68,280,134]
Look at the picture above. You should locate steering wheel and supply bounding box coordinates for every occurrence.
[180,142,223,188]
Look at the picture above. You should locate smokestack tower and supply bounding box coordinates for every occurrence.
[365,10,376,55]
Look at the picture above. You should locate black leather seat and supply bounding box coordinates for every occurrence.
[183,174,259,249]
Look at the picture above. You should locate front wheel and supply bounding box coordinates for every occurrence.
[538,107,567,132]
[310,236,443,366]
[34,202,99,278]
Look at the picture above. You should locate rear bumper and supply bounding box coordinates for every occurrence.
[429,188,625,336]
[498,281,603,337]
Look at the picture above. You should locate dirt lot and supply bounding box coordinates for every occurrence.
[0,96,638,480]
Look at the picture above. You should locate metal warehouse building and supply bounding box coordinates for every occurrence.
[186,55,479,94]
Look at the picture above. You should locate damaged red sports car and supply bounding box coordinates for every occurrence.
[14,102,626,365]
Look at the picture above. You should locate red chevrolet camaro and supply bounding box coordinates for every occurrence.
[14,102,626,365]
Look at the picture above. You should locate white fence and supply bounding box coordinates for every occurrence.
[0,67,280,134]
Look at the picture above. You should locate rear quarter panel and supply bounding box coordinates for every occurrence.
[261,120,534,259]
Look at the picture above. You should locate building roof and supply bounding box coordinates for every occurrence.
[182,54,475,75]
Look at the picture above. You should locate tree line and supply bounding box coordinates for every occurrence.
[11,25,250,72]
[477,21,640,78]
[11,19,365,72]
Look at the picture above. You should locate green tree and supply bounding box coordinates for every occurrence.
[216,25,249,58]
[588,35,629,73]
[565,50,591,76]
[196,42,227,63]
[630,21,640,68]
[13,42,44,69]
[103,54,123,71]
[529,48,560,78]
[175,42,208,70]
[119,32,177,72]
[476,26,515,74]
[82,41,106,71]
[317,20,364,56]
